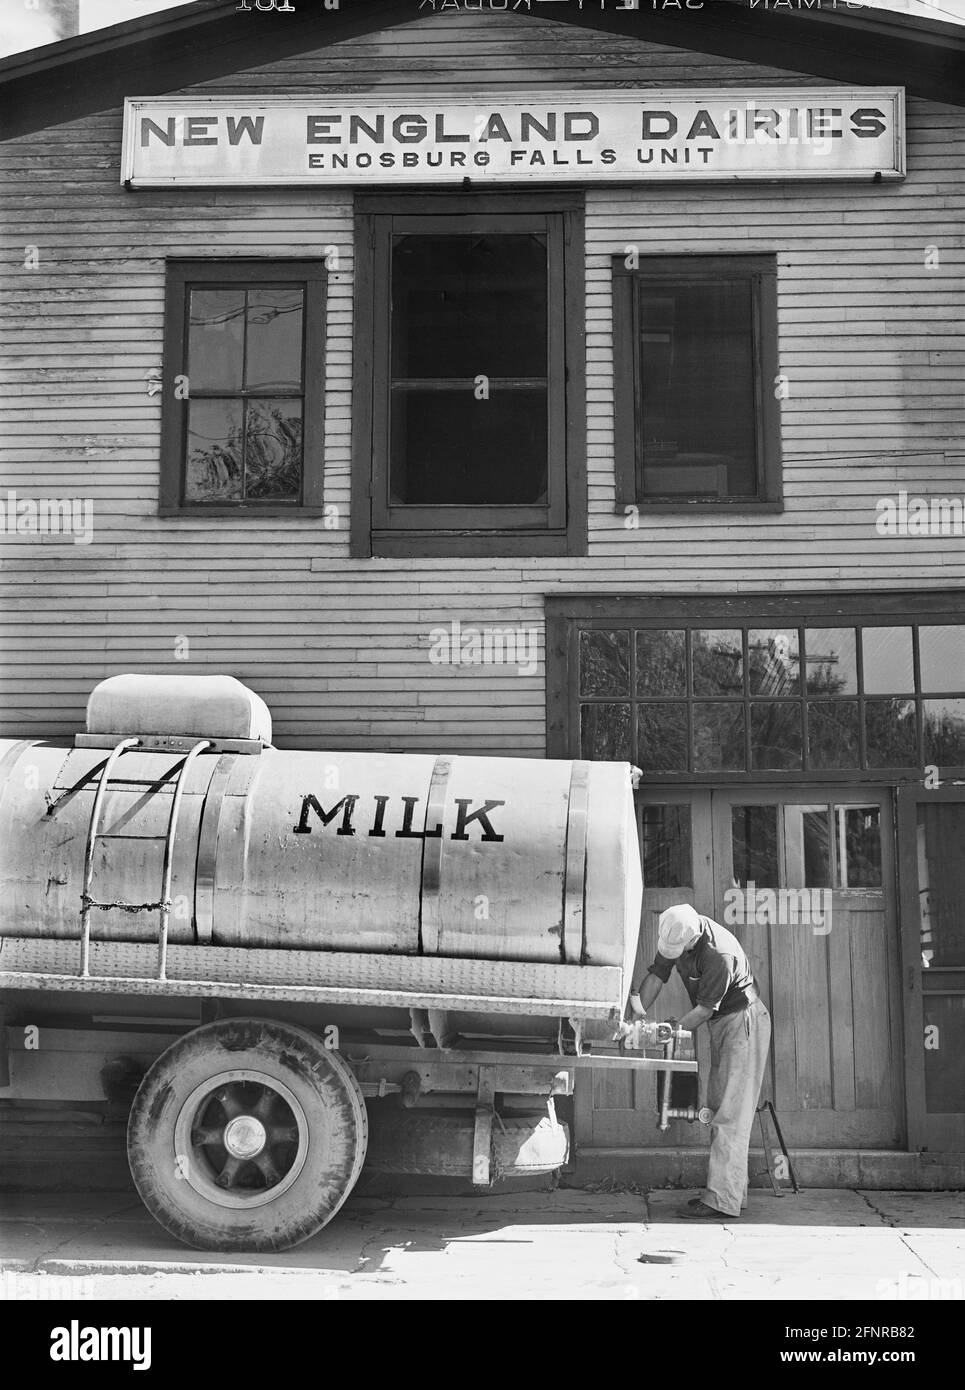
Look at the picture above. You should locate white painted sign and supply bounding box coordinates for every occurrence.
[121,90,905,187]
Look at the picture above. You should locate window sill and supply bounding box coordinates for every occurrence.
[158,507,330,519]
[366,531,580,559]
[616,500,784,515]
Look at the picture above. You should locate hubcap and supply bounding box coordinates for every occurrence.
[223,1114,267,1160]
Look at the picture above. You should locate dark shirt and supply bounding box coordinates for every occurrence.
[641,916,757,1015]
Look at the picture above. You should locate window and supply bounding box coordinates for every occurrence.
[160,260,326,514]
[352,195,586,558]
[547,595,965,779]
[639,803,693,888]
[612,255,781,509]
[731,803,883,888]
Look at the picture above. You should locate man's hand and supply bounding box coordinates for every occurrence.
[627,991,646,1019]
[677,1004,714,1032]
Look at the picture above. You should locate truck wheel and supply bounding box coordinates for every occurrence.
[365,1108,569,1179]
[127,1017,367,1253]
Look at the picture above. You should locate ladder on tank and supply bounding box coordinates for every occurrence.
[79,736,212,981]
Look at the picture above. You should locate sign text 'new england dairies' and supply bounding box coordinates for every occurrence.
[121,90,905,185]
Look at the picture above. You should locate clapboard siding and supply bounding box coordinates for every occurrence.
[0,12,963,745]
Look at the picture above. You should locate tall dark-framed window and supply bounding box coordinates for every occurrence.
[546,593,965,781]
[612,255,781,510]
[160,260,326,514]
[352,194,586,559]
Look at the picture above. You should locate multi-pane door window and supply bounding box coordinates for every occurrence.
[612,255,781,507]
[639,799,883,889]
[352,198,585,558]
[731,802,883,888]
[160,261,326,513]
[577,622,965,775]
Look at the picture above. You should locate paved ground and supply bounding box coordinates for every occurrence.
[1,1188,963,1300]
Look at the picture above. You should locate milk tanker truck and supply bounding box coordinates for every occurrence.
[0,675,695,1252]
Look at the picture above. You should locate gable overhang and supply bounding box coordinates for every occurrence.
[1,0,964,141]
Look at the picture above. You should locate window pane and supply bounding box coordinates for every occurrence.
[862,626,914,695]
[244,400,302,501]
[748,629,801,696]
[580,703,630,761]
[188,287,245,392]
[692,630,743,696]
[640,805,693,889]
[636,630,686,696]
[245,288,304,392]
[835,806,882,888]
[391,234,547,379]
[923,699,965,765]
[802,808,832,888]
[923,997,964,1114]
[580,630,630,697]
[918,803,965,968]
[637,703,688,773]
[638,279,757,499]
[389,389,547,506]
[919,626,965,693]
[184,398,243,502]
[732,805,779,886]
[864,698,918,768]
[750,702,803,770]
[808,700,860,771]
[693,702,745,771]
[805,628,857,696]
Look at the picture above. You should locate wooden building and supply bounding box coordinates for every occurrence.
[1,0,963,1186]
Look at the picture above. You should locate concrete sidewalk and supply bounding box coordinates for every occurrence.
[1,1188,963,1300]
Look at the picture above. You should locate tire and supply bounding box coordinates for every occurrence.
[365,1108,569,1180]
[127,1017,367,1253]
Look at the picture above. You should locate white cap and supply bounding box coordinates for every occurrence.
[657,904,703,959]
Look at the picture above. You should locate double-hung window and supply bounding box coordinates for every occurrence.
[612,254,781,510]
[352,195,586,558]
[160,260,326,514]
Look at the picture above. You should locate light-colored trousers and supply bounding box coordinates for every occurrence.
[703,998,772,1217]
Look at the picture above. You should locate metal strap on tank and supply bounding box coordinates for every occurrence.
[562,760,591,965]
[419,755,453,955]
[194,753,238,946]
[156,739,212,981]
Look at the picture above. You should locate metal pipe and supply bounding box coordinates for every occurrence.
[664,1104,699,1122]
[658,1035,675,1131]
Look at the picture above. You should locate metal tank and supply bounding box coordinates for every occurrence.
[0,675,641,980]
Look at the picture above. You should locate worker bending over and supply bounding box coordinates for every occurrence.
[629,903,771,1221]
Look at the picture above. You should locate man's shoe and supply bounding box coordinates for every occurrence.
[677,1199,733,1220]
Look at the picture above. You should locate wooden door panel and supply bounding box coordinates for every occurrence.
[715,792,902,1149]
[897,789,965,1152]
[850,904,898,1111]
[768,923,804,1113]
[776,1109,899,1148]
[787,924,834,1112]
[580,788,904,1152]
[827,912,858,1111]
